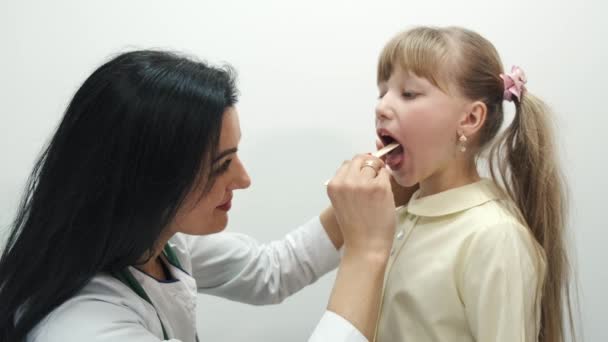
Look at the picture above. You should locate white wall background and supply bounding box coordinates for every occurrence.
[1,0,606,340]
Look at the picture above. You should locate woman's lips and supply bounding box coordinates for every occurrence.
[217,201,231,211]
[217,195,233,211]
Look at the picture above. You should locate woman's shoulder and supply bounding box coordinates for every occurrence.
[168,231,255,270]
[27,273,160,342]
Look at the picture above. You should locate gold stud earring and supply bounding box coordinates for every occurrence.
[458,133,468,152]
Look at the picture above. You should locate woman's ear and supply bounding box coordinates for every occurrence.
[458,100,487,136]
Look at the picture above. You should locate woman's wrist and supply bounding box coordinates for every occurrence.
[342,246,390,267]
[320,206,344,250]
[327,248,388,339]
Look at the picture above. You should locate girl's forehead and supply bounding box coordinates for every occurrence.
[380,68,441,89]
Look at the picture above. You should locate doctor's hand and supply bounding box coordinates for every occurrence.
[323,154,396,340]
[326,154,396,258]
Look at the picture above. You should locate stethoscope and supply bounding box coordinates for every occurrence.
[112,244,199,341]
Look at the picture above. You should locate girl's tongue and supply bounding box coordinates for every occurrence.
[385,145,404,168]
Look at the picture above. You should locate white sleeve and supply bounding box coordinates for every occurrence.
[308,311,368,342]
[187,216,341,304]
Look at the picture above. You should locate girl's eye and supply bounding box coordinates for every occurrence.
[214,159,232,175]
[402,91,417,99]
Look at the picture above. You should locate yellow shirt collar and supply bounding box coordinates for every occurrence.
[406,179,504,217]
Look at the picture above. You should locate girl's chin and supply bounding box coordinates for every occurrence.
[391,170,417,188]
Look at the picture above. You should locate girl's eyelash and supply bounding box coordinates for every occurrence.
[377,90,418,99]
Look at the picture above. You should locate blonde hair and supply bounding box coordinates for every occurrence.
[378,26,576,342]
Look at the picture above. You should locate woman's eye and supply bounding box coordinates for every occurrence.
[214,159,232,174]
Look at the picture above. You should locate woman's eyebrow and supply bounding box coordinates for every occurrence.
[213,148,238,163]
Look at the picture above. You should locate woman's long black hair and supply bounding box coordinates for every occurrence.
[0,50,239,341]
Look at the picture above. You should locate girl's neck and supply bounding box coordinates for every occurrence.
[418,159,481,198]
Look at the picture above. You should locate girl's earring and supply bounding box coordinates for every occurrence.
[458,133,468,152]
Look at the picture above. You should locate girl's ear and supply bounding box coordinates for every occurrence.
[458,100,487,136]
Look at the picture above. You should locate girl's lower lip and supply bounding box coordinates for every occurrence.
[387,160,403,170]
[217,201,232,211]
[385,145,405,169]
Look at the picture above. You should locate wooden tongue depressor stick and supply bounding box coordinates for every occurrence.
[324,143,399,185]
[372,142,399,158]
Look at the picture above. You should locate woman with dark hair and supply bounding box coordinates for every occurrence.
[0,50,400,342]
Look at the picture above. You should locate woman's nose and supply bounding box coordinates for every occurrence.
[232,159,251,190]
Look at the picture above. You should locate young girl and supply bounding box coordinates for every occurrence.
[373,27,574,342]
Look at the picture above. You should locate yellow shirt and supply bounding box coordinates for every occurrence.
[375,179,546,342]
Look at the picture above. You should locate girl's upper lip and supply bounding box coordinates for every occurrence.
[376,127,401,145]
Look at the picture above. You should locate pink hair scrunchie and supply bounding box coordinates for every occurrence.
[500,66,527,102]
